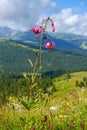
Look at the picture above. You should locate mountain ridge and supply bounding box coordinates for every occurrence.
[0,26,87,52]
[0,26,87,75]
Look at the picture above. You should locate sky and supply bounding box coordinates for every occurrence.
[0,0,87,36]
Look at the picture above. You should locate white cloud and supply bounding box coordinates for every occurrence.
[0,0,87,36]
[64,15,79,26]
[51,8,87,36]
[0,0,58,30]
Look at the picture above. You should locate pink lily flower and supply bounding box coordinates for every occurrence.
[46,17,55,32]
[31,26,43,38]
[45,41,55,48]
[51,22,55,32]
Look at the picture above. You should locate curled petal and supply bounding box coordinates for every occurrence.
[31,26,43,33]
[31,26,35,32]
[45,17,55,32]
[31,26,43,38]
[51,23,55,32]
[38,26,43,32]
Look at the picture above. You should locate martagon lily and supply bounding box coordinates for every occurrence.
[45,41,55,53]
[30,17,55,82]
[31,26,43,38]
[45,41,55,48]
[51,22,55,32]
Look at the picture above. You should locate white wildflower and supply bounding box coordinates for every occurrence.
[50,106,57,111]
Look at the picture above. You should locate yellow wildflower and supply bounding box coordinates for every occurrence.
[59,114,63,119]
[8,96,16,103]
[66,102,70,107]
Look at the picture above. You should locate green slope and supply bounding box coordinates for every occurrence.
[53,71,87,97]
[0,39,87,75]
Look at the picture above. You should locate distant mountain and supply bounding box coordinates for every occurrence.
[0,39,87,75]
[0,26,18,38]
[12,30,39,41]
[55,33,87,50]
[0,26,87,75]
[11,30,87,55]
[0,26,87,53]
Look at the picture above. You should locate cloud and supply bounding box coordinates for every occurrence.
[51,8,87,36]
[0,0,87,36]
[0,0,58,30]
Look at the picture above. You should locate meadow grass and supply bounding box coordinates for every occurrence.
[0,71,87,130]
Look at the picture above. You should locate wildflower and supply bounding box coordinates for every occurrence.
[45,41,55,52]
[8,96,16,103]
[46,17,55,32]
[50,106,57,111]
[51,22,55,32]
[59,114,63,119]
[45,41,55,49]
[31,26,43,38]
[66,102,70,107]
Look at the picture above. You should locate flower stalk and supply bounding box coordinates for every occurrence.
[31,17,55,84]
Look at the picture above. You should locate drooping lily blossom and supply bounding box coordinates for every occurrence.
[51,22,55,32]
[45,41,55,53]
[46,17,55,32]
[31,26,43,38]
[45,41,55,49]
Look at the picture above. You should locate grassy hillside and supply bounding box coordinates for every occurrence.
[0,39,87,75]
[54,71,87,97]
[0,71,87,129]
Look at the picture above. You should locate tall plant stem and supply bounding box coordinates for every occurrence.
[31,19,48,84]
[31,53,39,83]
[39,19,48,76]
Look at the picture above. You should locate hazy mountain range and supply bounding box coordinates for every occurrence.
[0,26,87,51]
[0,26,87,75]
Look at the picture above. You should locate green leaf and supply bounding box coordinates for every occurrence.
[19,116,26,123]
[28,58,33,68]
[19,98,30,110]
[32,83,37,89]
